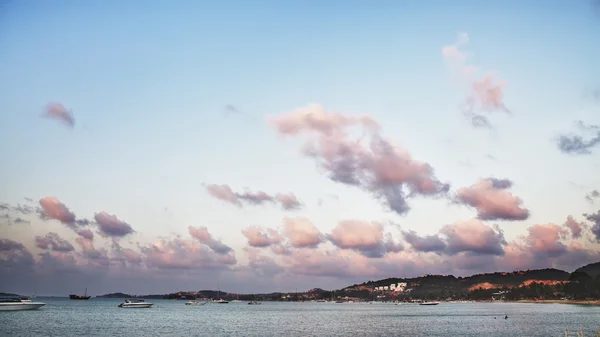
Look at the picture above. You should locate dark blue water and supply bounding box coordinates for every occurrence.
[1,298,599,336]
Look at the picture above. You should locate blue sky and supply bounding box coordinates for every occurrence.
[1,0,599,295]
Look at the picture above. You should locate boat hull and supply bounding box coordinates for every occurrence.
[118,303,153,308]
[69,295,91,300]
[0,303,46,311]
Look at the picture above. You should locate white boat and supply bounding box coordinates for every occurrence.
[419,301,439,306]
[185,300,206,306]
[213,299,228,304]
[118,299,153,308]
[0,298,46,311]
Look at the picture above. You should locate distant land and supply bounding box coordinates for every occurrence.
[96,261,600,303]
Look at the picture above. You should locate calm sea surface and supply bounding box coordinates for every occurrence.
[1,298,599,336]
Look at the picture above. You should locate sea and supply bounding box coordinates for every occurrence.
[1,298,599,336]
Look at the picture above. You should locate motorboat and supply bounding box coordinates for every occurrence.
[419,301,439,306]
[247,301,262,305]
[0,297,46,311]
[185,300,206,306]
[118,299,153,308]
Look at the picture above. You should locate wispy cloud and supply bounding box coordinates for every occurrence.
[43,102,75,127]
[442,33,511,128]
[205,184,303,210]
[268,104,449,215]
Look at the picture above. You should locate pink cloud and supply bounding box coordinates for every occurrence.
[456,178,529,221]
[328,220,402,257]
[112,242,143,265]
[43,102,75,127]
[268,104,448,215]
[35,232,75,252]
[75,236,110,266]
[205,184,303,210]
[468,74,510,114]
[282,217,324,248]
[563,215,584,239]
[525,223,568,256]
[442,33,511,128]
[440,219,506,256]
[77,229,94,240]
[141,237,236,270]
[94,211,134,237]
[39,197,76,225]
[242,226,282,247]
[244,247,284,276]
[188,226,233,254]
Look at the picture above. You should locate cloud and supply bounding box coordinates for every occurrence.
[205,184,303,210]
[242,226,282,247]
[94,212,134,237]
[111,242,143,265]
[75,236,110,266]
[402,230,447,253]
[141,237,236,270]
[586,190,600,203]
[440,219,506,256]
[563,215,584,239]
[43,102,75,127]
[35,232,75,252]
[455,178,530,221]
[188,226,234,255]
[584,210,600,242]
[13,217,31,225]
[442,33,511,128]
[282,217,324,248]
[403,219,506,256]
[39,197,77,225]
[328,220,403,258]
[244,247,285,277]
[268,104,449,215]
[0,238,35,267]
[557,121,600,155]
[77,229,94,240]
[524,223,569,257]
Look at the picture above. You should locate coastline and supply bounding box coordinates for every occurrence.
[507,299,600,305]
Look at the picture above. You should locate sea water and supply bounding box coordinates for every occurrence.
[0,298,599,336]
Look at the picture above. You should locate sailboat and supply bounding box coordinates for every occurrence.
[69,288,91,300]
[231,294,241,303]
[213,289,228,304]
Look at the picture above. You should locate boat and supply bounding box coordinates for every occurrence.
[69,288,91,300]
[248,301,262,305]
[419,301,439,306]
[185,300,206,306]
[0,297,46,311]
[213,289,228,303]
[118,299,153,308]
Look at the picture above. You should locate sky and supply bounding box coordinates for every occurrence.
[1,0,600,296]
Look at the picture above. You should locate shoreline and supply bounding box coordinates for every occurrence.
[506,299,600,305]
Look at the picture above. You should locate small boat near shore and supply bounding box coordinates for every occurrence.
[0,298,46,311]
[419,301,440,306]
[185,300,206,306]
[248,301,262,305]
[118,299,153,308]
